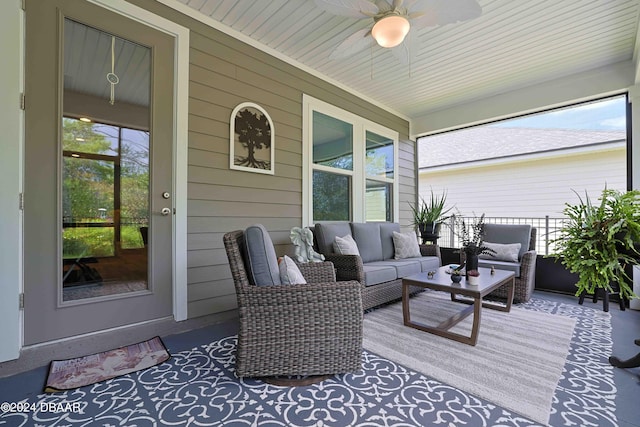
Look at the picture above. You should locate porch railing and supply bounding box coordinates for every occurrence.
[437,215,566,256]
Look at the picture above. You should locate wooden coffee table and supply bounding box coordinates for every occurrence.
[402,266,515,346]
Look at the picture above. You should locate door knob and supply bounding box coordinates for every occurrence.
[161,207,171,216]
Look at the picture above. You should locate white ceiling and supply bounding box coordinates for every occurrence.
[176,0,640,121]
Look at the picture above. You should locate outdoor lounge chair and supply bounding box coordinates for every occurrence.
[223,226,363,380]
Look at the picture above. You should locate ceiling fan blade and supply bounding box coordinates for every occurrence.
[313,0,379,18]
[329,28,375,59]
[409,0,482,27]
[374,0,393,13]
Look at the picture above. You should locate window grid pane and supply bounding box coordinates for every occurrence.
[313,170,351,221]
[366,180,392,222]
[313,111,353,170]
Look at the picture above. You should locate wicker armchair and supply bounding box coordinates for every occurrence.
[223,229,363,379]
[461,226,537,303]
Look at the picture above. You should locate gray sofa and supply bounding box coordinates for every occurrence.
[313,222,441,310]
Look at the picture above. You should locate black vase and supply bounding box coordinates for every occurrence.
[465,249,479,278]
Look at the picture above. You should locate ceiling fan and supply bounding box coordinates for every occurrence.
[313,0,482,63]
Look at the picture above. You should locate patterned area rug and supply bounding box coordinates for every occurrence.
[0,298,616,427]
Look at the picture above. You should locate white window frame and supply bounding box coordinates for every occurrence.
[302,94,399,226]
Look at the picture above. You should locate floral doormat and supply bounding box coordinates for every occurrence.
[44,336,170,392]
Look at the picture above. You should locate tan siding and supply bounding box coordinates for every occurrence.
[131,0,412,319]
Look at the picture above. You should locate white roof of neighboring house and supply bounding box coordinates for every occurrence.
[418,127,625,169]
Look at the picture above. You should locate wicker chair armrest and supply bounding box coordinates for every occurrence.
[419,244,441,262]
[237,281,363,333]
[323,254,365,282]
[297,261,336,283]
[520,250,537,266]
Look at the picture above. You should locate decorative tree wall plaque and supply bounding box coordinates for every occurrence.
[230,102,275,174]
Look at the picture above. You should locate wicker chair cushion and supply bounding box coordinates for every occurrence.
[314,222,352,255]
[244,224,281,286]
[366,260,421,277]
[350,222,383,262]
[478,259,521,277]
[482,223,531,260]
[379,222,401,260]
[361,264,397,286]
[480,241,521,262]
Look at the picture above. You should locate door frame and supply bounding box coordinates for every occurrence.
[0,0,189,362]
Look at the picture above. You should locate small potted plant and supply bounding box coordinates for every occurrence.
[453,213,495,274]
[450,263,464,283]
[409,188,453,244]
[466,269,480,285]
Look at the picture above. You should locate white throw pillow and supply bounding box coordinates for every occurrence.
[393,231,422,259]
[479,241,521,262]
[333,234,360,256]
[278,255,307,285]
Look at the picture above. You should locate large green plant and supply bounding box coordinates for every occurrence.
[410,189,453,227]
[552,188,640,300]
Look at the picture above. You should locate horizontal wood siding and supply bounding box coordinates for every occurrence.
[131,0,412,319]
[419,149,626,219]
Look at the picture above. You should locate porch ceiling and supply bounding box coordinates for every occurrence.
[174,0,640,120]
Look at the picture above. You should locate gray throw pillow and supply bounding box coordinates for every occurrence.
[479,241,521,262]
[333,234,360,255]
[393,231,422,259]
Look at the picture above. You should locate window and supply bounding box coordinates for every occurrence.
[303,95,399,225]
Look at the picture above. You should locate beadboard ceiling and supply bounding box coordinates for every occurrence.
[174,0,640,121]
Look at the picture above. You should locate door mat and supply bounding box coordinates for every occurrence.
[44,336,170,392]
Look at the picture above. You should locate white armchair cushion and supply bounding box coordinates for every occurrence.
[278,255,307,285]
[479,241,521,262]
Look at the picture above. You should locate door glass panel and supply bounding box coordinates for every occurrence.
[62,19,150,302]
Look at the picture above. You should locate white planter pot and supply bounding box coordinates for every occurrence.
[467,275,479,286]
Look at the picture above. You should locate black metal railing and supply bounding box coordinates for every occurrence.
[437,215,566,255]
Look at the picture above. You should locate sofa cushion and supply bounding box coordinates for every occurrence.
[392,231,421,259]
[314,222,352,255]
[278,255,306,285]
[333,234,360,255]
[244,224,281,286]
[482,223,531,260]
[417,256,441,272]
[480,242,521,262]
[478,259,521,277]
[361,264,398,287]
[379,222,401,260]
[350,222,383,262]
[368,260,422,278]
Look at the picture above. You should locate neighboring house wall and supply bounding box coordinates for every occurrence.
[419,147,626,218]
[131,0,414,318]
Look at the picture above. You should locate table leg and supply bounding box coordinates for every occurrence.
[402,281,411,325]
[469,297,482,345]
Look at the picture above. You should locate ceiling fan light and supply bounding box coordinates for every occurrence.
[371,15,410,48]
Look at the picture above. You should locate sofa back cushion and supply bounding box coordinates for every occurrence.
[243,224,281,286]
[482,223,532,260]
[350,222,383,262]
[314,222,352,255]
[379,222,401,260]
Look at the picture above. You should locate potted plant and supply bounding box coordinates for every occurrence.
[552,187,640,304]
[466,269,480,285]
[409,188,453,244]
[450,264,464,283]
[453,213,495,278]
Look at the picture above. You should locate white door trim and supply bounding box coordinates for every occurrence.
[0,1,25,363]
[87,0,190,322]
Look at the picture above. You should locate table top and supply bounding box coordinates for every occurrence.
[403,266,515,298]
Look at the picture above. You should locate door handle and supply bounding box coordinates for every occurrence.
[161,207,171,216]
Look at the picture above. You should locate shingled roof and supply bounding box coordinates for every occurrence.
[418,127,625,169]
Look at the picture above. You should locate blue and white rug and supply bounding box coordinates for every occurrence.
[0,298,616,427]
